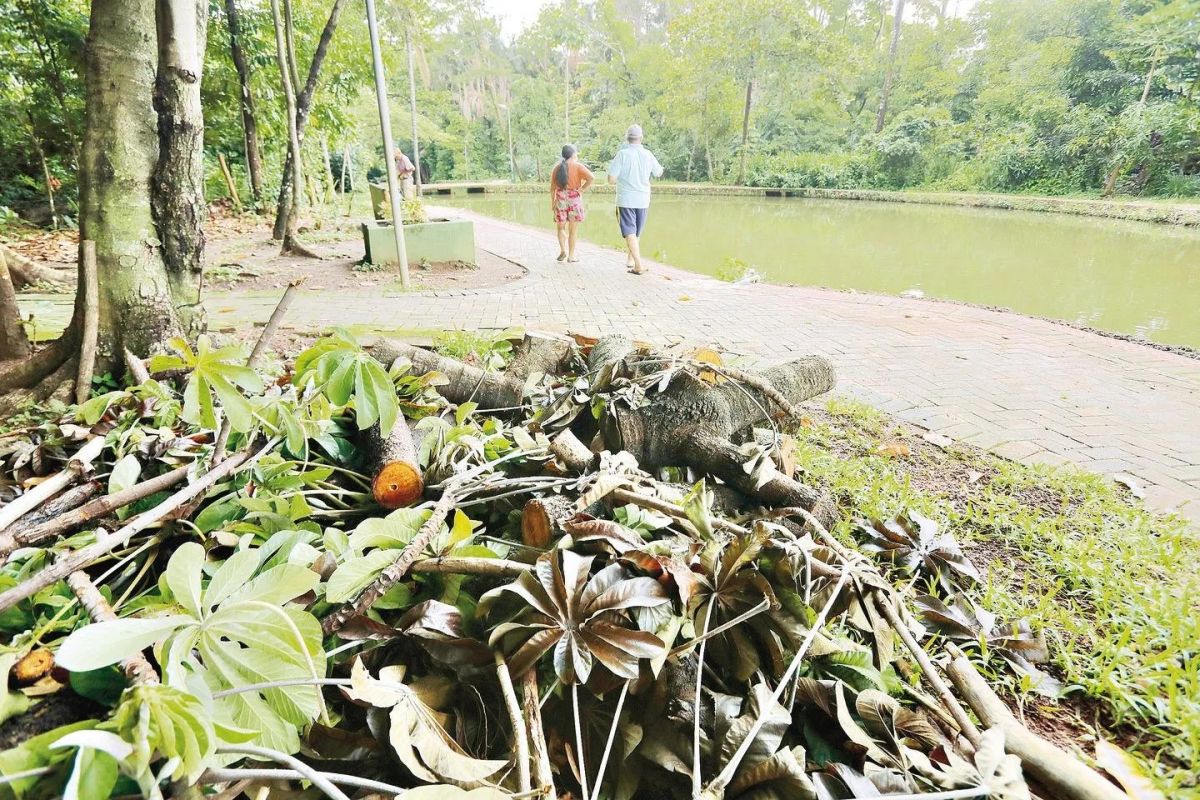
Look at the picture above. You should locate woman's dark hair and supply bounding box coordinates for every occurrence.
[555,144,577,189]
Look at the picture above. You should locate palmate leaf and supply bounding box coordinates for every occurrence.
[853,511,982,591]
[57,543,325,754]
[112,684,214,784]
[148,336,264,433]
[480,550,668,683]
[293,328,399,435]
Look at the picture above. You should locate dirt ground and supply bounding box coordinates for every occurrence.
[3,206,527,295]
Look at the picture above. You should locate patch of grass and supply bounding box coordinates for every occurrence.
[432,329,517,372]
[204,263,260,284]
[794,396,1200,796]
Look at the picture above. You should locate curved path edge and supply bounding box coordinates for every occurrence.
[209,207,1200,524]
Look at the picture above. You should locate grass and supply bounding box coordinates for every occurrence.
[794,396,1199,797]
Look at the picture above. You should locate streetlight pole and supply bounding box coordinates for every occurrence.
[364,0,410,288]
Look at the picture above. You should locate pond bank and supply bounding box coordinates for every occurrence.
[425,181,1200,227]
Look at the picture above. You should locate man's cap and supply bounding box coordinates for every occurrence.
[626,124,643,140]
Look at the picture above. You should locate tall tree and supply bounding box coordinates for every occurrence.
[875,0,906,132]
[271,0,347,241]
[223,0,265,205]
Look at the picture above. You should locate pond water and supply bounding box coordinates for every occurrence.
[439,192,1200,349]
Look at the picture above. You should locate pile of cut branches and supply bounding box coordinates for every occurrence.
[0,329,1134,800]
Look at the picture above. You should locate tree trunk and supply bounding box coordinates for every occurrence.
[152,0,207,338]
[270,0,305,250]
[26,114,58,230]
[738,77,753,185]
[271,0,348,240]
[224,0,265,205]
[406,25,423,194]
[79,0,187,358]
[874,0,905,133]
[563,50,571,141]
[0,251,31,360]
[320,136,336,202]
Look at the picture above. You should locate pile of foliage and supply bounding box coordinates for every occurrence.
[0,329,1153,799]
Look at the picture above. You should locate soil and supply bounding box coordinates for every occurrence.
[203,209,525,293]
[3,205,527,296]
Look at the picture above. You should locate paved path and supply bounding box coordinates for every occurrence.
[199,207,1200,523]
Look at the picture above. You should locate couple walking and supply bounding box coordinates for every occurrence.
[551,124,663,274]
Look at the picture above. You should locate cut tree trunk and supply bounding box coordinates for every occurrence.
[272,0,348,240]
[362,419,424,509]
[369,339,524,410]
[507,332,577,381]
[152,0,208,338]
[223,0,265,205]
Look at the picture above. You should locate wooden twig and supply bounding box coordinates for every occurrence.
[322,486,459,635]
[217,153,243,210]
[214,279,304,463]
[0,436,106,532]
[0,463,191,565]
[74,240,100,404]
[65,571,159,685]
[709,363,808,423]
[945,646,1128,800]
[0,442,272,613]
[249,278,305,368]
[5,480,101,538]
[123,348,151,384]
[409,555,529,578]
[521,668,555,798]
[495,651,532,794]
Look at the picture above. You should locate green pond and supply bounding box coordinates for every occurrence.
[439,192,1200,349]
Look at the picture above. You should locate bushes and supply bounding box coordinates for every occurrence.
[746,152,873,189]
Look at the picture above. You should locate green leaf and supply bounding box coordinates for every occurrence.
[327,550,397,603]
[164,542,204,617]
[68,667,127,707]
[57,616,191,672]
[108,455,141,495]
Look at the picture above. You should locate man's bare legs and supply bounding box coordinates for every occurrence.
[556,223,568,261]
[567,221,580,262]
[625,233,645,274]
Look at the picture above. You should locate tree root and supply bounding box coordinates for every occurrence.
[280,235,322,260]
[0,244,73,290]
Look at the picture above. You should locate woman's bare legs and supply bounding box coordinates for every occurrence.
[555,223,568,261]
[567,221,580,261]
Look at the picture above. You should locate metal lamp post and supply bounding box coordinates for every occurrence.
[364,0,410,288]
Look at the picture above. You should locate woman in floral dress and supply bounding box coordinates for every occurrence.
[550,144,594,262]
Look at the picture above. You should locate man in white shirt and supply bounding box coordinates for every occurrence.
[607,124,663,274]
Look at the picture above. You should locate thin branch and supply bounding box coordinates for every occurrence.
[522,668,555,798]
[0,436,105,532]
[215,745,350,800]
[0,442,274,614]
[572,682,590,800]
[590,680,628,800]
[201,768,405,796]
[66,571,159,685]
[123,348,151,384]
[322,485,459,634]
[496,651,531,794]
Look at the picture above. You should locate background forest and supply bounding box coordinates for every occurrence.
[2,0,1199,230]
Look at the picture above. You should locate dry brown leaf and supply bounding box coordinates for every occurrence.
[876,441,911,458]
[677,295,692,302]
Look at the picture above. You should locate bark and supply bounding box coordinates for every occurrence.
[66,571,160,685]
[224,0,265,204]
[522,669,556,798]
[874,0,905,133]
[0,250,31,360]
[152,0,207,337]
[270,0,305,250]
[369,339,524,410]
[508,332,577,381]
[738,77,753,186]
[74,241,100,404]
[406,26,423,194]
[0,437,106,532]
[362,419,424,509]
[4,480,101,540]
[272,0,348,240]
[80,0,185,358]
[599,358,836,510]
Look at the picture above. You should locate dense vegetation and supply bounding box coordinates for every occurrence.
[2,0,1199,229]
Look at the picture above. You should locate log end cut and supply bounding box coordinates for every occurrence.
[372,461,424,509]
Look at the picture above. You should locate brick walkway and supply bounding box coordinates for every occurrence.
[198,208,1200,523]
